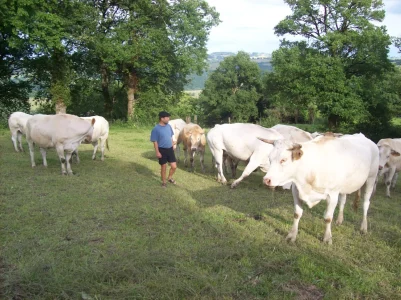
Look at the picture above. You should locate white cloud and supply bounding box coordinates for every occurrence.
[206,0,401,57]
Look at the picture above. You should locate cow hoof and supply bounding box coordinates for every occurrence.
[386,195,391,198]
[92,156,96,160]
[285,235,296,243]
[323,238,332,245]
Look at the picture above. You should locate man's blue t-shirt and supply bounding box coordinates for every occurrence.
[150,124,174,148]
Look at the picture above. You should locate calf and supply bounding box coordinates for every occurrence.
[177,123,206,171]
[26,114,95,175]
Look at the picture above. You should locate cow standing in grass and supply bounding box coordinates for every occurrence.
[8,112,32,152]
[168,118,186,161]
[73,116,110,162]
[207,123,283,188]
[260,133,379,244]
[377,138,401,197]
[177,123,206,172]
[26,114,95,175]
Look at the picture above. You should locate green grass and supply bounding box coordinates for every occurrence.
[1,126,401,299]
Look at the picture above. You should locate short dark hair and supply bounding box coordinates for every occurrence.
[158,111,170,119]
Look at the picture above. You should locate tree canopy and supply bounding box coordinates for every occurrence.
[198,51,262,125]
[0,0,220,121]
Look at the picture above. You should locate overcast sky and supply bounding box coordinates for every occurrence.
[206,0,401,57]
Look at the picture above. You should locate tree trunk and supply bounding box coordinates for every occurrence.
[101,63,112,119]
[294,108,299,124]
[55,100,66,114]
[328,114,340,130]
[50,49,70,114]
[126,70,138,120]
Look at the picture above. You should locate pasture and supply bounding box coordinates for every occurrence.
[1,125,401,299]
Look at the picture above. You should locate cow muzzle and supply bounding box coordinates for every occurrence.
[191,147,197,151]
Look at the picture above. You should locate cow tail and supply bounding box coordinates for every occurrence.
[106,138,110,151]
[353,189,361,212]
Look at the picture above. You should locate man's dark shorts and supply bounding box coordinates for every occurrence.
[158,147,176,165]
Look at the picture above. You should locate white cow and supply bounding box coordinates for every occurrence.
[377,138,401,197]
[26,114,95,175]
[8,112,32,152]
[207,123,283,188]
[168,119,186,160]
[260,133,379,244]
[73,116,110,162]
[272,124,313,143]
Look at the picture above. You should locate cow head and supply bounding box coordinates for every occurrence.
[258,138,303,187]
[378,143,400,175]
[186,128,205,152]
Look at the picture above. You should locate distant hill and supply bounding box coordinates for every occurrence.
[185,52,273,90]
[185,53,401,91]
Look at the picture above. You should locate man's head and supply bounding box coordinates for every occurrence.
[158,111,170,124]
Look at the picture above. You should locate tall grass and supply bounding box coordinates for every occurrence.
[0,126,400,299]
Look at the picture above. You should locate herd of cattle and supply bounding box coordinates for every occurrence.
[7,112,401,243]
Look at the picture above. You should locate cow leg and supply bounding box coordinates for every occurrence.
[183,147,188,167]
[391,172,398,189]
[199,149,205,173]
[323,192,339,244]
[286,184,303,243]
[92,140,99,160]
[55,145,68,175]
[39,148,48,167]
[17,131,24,152]
[99,139,106,161]
[190,149,196,171]
[336,193,347,225]
[231,156,261,188]
[385,167,396,198]
[27,140,36,167]
[72,149,80,164]
[360,175,376,234]
[212,149,227,184]
[11,131,19,152]
[65,151,74,175]
[176,144,181,162]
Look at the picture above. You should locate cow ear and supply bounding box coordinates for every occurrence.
[201,133,206,145]
[257,137,275,144]
[391,149,400,156]
[91,118,96,126]
[288,143,303,160]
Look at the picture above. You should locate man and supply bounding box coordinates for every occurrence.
[150,111,177,187]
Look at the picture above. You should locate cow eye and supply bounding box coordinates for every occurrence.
[280,158,287,164]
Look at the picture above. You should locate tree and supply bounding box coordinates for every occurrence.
[77,0,219,120]
[199,51,262,125]
[272,0,395,130]
[0,0,31,124]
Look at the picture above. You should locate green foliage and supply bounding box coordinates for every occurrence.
[199,51,262,125]
[268,0,400,131]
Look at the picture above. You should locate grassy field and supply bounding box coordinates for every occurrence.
[1,125,401,299]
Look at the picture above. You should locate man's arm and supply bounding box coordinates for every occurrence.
[172,138,177,150]
[153,141,162,158]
